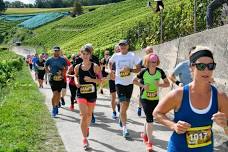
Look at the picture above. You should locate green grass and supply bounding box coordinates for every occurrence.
[5,6,102,15]
[0,50,65,151]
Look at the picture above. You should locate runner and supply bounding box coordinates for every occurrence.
[74,46,101,149]
[36,54,46,88]
[27,55,33,71]
[153,46,228,151]
[32,53,39,80]
[99,50,110,94]
[108,44,120,119]
[59,52,70,107]
[75,44,100,124]
[168,47,195,87]
[67,60,77,111]
[133,53,170,151]
[137,46,154,117]
[109,39,141,138]
[45,46,67,118]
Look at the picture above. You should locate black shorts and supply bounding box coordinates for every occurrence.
[102,71,109,78]
[141,99,159,123]
[49,80,64,92]
[116,84,133,102]
[62,81,67,89]
[109,80,116,93]
[37,71,45,80]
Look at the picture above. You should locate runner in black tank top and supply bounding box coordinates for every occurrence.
[74,46,101,150]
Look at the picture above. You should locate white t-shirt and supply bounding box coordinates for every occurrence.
[109,52,141,86]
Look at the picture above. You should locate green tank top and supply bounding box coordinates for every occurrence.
[138,68,166,100]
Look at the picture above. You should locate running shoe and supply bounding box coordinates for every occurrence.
[83,138,89,150]
[61,97,65,106]
[123,128,129,138]
[140,133,148,143]
[146,142,153,152]
[112,111,117,119]
[52,107,58,118]
[69,104,74,111]
[91,114,96,124]
[137,107,142,116]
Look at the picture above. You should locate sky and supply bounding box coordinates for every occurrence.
[4,0,35,4]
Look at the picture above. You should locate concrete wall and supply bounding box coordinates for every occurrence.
[133,24,228,100]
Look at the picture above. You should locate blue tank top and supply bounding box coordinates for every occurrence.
[168,85,218,152]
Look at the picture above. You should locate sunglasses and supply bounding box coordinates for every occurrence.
[192,63,216,71]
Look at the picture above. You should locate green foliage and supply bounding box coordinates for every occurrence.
[72,1,83,16]
[0,0,6,13]
[0,50,23,88]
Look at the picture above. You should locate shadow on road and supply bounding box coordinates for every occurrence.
[89,139,128,152]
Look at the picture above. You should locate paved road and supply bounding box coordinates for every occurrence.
[12,46,228,152]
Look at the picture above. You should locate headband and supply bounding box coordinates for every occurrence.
[190,50,214,64]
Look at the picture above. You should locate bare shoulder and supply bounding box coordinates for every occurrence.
[217,90,228,104]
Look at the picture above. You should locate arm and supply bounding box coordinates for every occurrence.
[74,65,80,88]
[67,65,74,77]
[130,64,141,73]
[212,91,228,135]
[158,78,170,88]
[84,64,102,84]
[153,89,191,134]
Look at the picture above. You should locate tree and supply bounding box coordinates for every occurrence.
[0,0,6,13]
[72,1,83,17]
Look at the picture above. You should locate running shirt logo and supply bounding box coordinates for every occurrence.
[186,125,212,148]
[120,71,130,77]
[146,91,158,99]
[53,75,63,81]
[80,84,95,94]
[38,66,45,70]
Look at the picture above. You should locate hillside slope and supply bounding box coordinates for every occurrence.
[22,0,209,54]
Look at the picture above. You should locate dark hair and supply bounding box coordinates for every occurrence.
[80,46,92,54]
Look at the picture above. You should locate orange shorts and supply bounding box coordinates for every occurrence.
[77,98,96,107]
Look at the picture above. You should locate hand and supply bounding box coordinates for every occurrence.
[173,121,191,134]
[155,81,160,87]
[84,76,92,82]
[178,83,184,87]
[143,85,149,91]
[212,112,227,128]
[110,70,115,80]
[75,83,80,88]
[121,67,130,73]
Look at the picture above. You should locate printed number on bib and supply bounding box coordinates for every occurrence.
[146,91,158,99]
[186,125,212,148]
[80,84,95,94]
[120,71,130,77]
[53,75,63,81]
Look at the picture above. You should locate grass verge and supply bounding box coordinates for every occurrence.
[0,60,65,151]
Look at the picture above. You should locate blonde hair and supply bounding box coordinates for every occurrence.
[143,53,160,68]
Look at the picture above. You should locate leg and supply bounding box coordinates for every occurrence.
[111,92,117,112]
[78,101,89,138]
[206,0,227,28]
[120,101,130,126]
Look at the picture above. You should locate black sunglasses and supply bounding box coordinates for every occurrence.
[192,63,216,71]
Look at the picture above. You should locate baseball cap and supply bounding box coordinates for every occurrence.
[53,46,60,51]
[118,40,128,46]
[149,54,159,62]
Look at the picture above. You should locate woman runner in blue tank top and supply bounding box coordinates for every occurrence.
[153,46,228,152]
[74,46,101,150]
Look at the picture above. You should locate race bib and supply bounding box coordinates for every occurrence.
[120,71,130,77]
[146,91,158,99]
[38,66,45,70]
[53,75,63,81]
[186,125,212,148]
[80,84,95,94]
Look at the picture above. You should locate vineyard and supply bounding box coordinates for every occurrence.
[21,0,212,56]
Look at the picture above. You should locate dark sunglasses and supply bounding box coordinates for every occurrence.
[192,63,216,71]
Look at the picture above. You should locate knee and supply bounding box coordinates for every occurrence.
[80,113,88,120]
